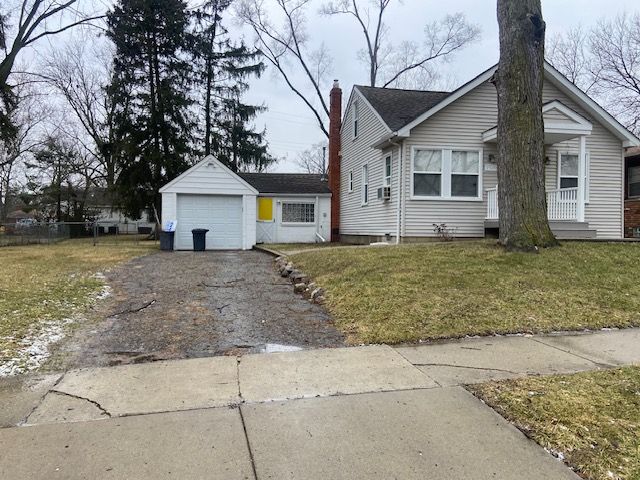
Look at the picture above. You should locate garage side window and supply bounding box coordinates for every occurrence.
[282,203,315,224]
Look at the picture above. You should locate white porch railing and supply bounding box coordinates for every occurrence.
[486,187,499,220]
[546,187,578,220]
[486,186,579,221]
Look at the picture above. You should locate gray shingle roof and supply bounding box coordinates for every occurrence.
[238,173,331,195]
[355,86,451,131]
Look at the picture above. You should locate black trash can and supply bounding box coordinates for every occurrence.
[191,229,209,251]
[160,231,175,251]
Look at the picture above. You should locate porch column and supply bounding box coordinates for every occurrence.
[577,135,586,222]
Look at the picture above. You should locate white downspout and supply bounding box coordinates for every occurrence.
[390,138,404,244]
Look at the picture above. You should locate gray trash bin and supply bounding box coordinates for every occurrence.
[191,229,209,251]
[160,231,175,250]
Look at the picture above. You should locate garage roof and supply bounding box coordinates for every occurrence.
[238,173,331,195]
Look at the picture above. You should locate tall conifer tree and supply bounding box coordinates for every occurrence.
[107,0,194,218]
[191,0,275,172]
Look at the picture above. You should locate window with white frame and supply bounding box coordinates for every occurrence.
[348,170,353,192]
[559,154,579,189]
[362,164,369,204]
[383,155,392,188]
[353,100,359,138]
[281,203,315,223]
[412,148,482,199]
[629,165,640,198]
[413,149,442,197]
[451,150,480,197]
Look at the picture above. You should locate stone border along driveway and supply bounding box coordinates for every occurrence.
[1,328,638,479]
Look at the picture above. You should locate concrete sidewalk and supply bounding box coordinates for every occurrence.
[1,328,638,479]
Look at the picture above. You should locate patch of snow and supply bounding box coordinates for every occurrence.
[261,343,303,353]
[0,318,73,377]
[1,273,113,377]
[95,285,112,300]
[544,448,566,462]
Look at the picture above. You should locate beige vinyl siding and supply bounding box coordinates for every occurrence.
[541,81,624,239]
[401,77,624,239]
[340,91,398,237]
[402,81,498,237]
[543,107,573,122]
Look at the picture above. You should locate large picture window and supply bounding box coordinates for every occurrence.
[412,147,481,199]
[451,150,480,197]
[413,149,442,197]
[282,203,315,223]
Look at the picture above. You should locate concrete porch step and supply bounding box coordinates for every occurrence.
[484,220,598,239]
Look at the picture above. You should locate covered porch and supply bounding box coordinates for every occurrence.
[482,101,594,236]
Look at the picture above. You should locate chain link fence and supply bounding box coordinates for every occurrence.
[0,220,159,247]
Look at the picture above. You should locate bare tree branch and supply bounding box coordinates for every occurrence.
[548,13,640,135]
[321,2,479,88]
[296,141,327,174]
[236,0,331,138]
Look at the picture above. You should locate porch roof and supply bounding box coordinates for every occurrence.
[482,100,593,145]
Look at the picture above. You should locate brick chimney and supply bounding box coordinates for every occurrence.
[328,80,342,242]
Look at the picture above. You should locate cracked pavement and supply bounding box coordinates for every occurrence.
[48,250,344,369]
[1,328,638,479]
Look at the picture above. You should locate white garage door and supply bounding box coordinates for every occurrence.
[176,194,243,250]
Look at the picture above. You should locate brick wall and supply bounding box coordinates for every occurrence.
[624,199,640,238]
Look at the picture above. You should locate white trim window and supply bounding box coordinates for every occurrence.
[629,165,640,198]
[281,202,315,224]
[362,164,369,205]
[348,170,353,193]
[558,153,579,189]
[413,149,442,197]
[411,147,482,200]
[451,150,480,197]
[558,152,590,202]
[353,99,359,139]
[383,155,392,188]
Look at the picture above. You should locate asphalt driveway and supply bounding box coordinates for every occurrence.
[52,250,344,369]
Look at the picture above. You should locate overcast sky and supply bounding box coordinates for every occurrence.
[241,0,640,172]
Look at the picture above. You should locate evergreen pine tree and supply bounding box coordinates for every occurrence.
[107,0,194,219]
[191,0,275,172]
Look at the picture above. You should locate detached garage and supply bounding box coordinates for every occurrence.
[160,155,331,250]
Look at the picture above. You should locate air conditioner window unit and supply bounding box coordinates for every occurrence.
[383,186,391,200]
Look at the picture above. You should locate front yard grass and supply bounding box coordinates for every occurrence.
[289,241,640,344]
[470,367,640,480]
[0,238,156,371]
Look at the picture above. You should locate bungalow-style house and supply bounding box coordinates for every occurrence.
[625,147,640,238]
[160,158,331,250]
[326,61,640,243]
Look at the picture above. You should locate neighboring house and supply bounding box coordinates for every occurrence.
[326,61,640,243]
[624,147,640,238]
[85,188,155,233]
[160,157,331,250]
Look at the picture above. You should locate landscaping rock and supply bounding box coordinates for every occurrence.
[310,288,325,301]
[290,272,308,284]
[314,295,326,305]
[294,283,307,294]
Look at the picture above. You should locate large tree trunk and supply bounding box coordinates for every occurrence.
[493,0,558,250]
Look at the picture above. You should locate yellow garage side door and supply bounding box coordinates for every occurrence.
[258,197,273,221]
